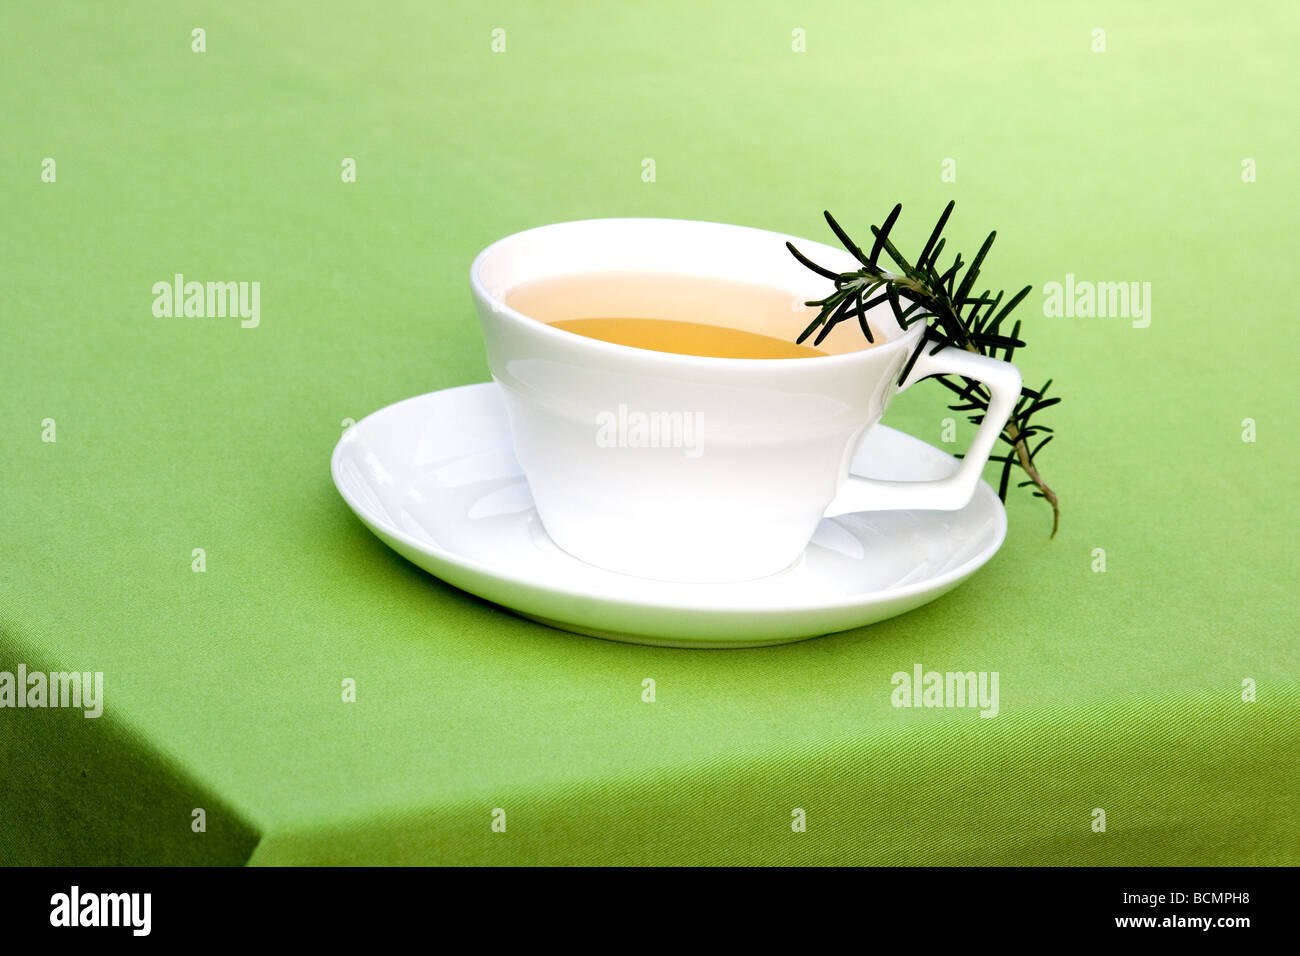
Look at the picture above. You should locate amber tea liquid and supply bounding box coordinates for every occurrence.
[505,271,882,359]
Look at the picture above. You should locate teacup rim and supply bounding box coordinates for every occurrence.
[469,217,924,368]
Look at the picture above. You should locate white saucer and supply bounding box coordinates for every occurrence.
[331,383,1007,648]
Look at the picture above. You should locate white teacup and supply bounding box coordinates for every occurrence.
[470,218,1021,583]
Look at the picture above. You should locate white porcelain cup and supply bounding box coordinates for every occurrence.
[470,218,1021,583]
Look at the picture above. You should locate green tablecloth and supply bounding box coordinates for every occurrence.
[2,1,1296,866]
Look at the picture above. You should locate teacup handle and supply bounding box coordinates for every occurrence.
[824,343,1022,515]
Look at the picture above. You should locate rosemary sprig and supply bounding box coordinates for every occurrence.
[787,202,1060,536]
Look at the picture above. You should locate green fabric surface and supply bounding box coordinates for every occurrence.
[2,1,1296,865]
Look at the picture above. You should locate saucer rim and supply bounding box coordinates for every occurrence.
[330,383,1008,617]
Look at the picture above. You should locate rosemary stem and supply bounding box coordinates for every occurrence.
[960,342,1059,537]
[792,205,1060,536]
[1003,419,1060,537]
